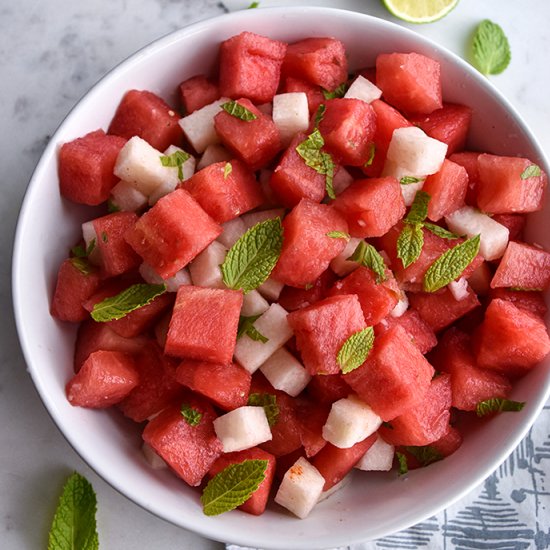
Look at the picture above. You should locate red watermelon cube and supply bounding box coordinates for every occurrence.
[278,269,336,312]
[165,285,242,364]
[59,130,126,205]
[491,214,525,241]
[294,396,330,457]
[124,188,222,279]
[430,426,463,458]
[449,151,481,206]
[488,288,547,318]
[379,309,437,355]
[305,373,352,405]
[219,32,287,104]
[179,75,220,114]
[281,77,324,115]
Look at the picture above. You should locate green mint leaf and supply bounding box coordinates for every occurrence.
[222,100,258,121]
[48,472,99,550]
[404,445,443,467]
[201,459,268,516]
[107,199,120,213]
[101,232,108,243]
[248,1,259,7]
[180,403,202,426]
[382,421,394,430]
[423,235,480,292]
[322,82,347,100]
[476,398,525,417]
[400,176,423,185]
[471,19,511,76]
[364,143,376,167]
[295,128,335,199]
[405,190,430,225]
[509,286,544,292]
[304,282,314,290]
[237,314,269,343]
[314,104,326,127]
[337,327,375,374]
[520,164,542,180]
[326,231,350,240]
[223,162,232,179]
[247,392,279,427]
[71,245,87,258]
[396,452,408,476]
[70,257,94,276]
[397,223,424,269]
[160,150,191,180]
[347,241,387,283]
[423,223,460,240]
[91,283,166,322]
[221,218,283,293]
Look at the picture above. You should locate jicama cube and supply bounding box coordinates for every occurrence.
[241,290,270,317]
[272,92,309,147]
[213,406,272,452]
[344,75,382,103]
[138,262,191,292]
[354,435,394,472]
[259,347,311,397]
[196,143,232,170]
[258,277,284,301]
[330,237,362,277]
[81,220,101,265]
[218,217,247,249]
[390,290,409,318]
[448,277,469,301]
[110,180,148,212]
[188,240,227,289]
[241,208,286,229]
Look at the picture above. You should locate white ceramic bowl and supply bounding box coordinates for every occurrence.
[12,7,550,549]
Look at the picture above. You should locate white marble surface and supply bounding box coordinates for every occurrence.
[1,0,549,549]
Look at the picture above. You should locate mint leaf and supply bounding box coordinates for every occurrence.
[476,398,525,417]
[404,445,443,467]
[322,82,347,100]
[222,100,257,121]
[223,162,232,179]
[365,143,376,167]
[396,452,408,476]
[326,231,350,240]
[423,223,460,240]
[423,235,480,292]
[70,257,94,276]
[48,472,98,550]
[107,199,120,213]
[160,150,190,180]
[72,239,96,259]
[238,314,269,343]
[405,191,430,225]
[296,128,335,199]
[347,241,387,283]
[247,392,279,427]
[181,403,202,426]
[471,19,511,76]
[520,164,542,180]
[397,223,424,269]
[221,218,283,293]
[201,459,268,516]
[248,1,259,7]
[400,176,423,185]
[337,327,375,374]
[91,283,166,322]
[313,104,326,127]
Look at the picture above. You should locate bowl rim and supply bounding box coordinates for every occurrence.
[12,6,550,549]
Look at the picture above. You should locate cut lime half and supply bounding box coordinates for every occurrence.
[382,0,459,24]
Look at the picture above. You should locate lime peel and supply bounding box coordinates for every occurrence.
[382,0,459,24]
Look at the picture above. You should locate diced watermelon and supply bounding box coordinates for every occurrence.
[219,32,287,104]
[488,288,547,318]
[474,298,550,377]
[328,266,399,326]
[59,130,126,205]
[281,37,348,92]
[430,425,463,458]
[142,396,223,486]
[50,258,101,323]
[124,188,222,279]
[317,98,377,166]
[491,214,525,241]
[376,52,442,115]
[281,77,324,116]
[378,309,437,355]
[491,241,550,290]
[305,373,352,405]
[476,154,548,213]
[272,200,348,288]
[331,177,405,237]
[66,350,139,408]
[183,159,263,223]
[208,447,276,515]
[288,294,366,375]
[179,75,220,114]
[175,359,251,411]
[278,269,336,312]
[422,159,468,221]
[408,103,472,156]
[294,396,330,457]
[449,151,480,206]
[165,285,242,364]
[108,90,183,151]
[379,374,452,446]
[344,325,434,421]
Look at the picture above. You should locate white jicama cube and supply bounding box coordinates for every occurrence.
[241,208,286,230]
[381,158,426,207]
[213,406,272,453]
[272,92,309,147]
[234,303,293,373]
[333,166,354,196]
[218,217,247,249]
[188,241,227,289]
[449,277,470,301]
[390,290,409,318]
[322,395,382,449]
[355,435,395,472]
[258,277,284,301]
[139,262,191,292]
[260,347,312,397]
[317,475,351,503]
[142,442,167,470]
[178,97,228,153]
[196,143,232,170]
[81,220,101,265]
[386,126,448,177]
[110,180,148,212]
[344,75,382,103]
[241,289,270,317]
[275,457,325,519]
[114,136,179,196]
[445,206,510,261]
[330,237,362,276]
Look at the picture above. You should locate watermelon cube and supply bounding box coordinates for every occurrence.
[294,396,330,457]
[331,177,405,237]
[271,200,348,288]
[66,350,139,408]
[179,75,220,114]
[108,90,183,151]
[378,309,437,355]
[306,373,352,405]
[59,130,126,205]
[142,396,223,486]
[344,325,435,421]
[430,426,463,458]
[219,32,287,104]
[165,285,242,364]
[376,52,443,115]
[124,188,222,279]
[488,288,547,318]
[449,151,481,205]
[183,159,263,223]
[288,294,366,376]
[277,269,336,312]
[214,98,282,171]
[281,76,324,115]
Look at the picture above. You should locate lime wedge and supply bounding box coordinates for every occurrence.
[382,0,459,24]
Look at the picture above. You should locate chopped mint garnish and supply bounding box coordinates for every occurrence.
[238,314,268,343]
[314,104,326,127]
[397,223,424,269]
[296,128,335,199]
[160,149,191,180]
[322,82,347,100]
[347,241,387,284]
[404,445,443,467]
[400,176,423,185]
[404,190,430,225]
[396,452,408,476]
[70,257,94,276]
[222,100,258,121]
[247,392,279,427]
[423,223,460,240]
[326,231,350,240]
[365,143,376,167]
[337,327,375,374]
[520,164,542,180]
[223,162,232,179]
[476,398,525,417]
[181,403,202,426]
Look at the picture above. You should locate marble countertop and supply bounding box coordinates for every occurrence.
[1,1,548,549]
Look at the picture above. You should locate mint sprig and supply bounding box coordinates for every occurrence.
[223,162,232,179]
[520,164,542,180]
[322,82,347,100]
[471,19,511,76]
[71,239,96,259]
[160,150,190,180]
[221,218,283,293]
[365,143,376,167]
[201,459,268,516]
[347,241,387,283]
[181,403,202,426]
[397,223,424,269]
[400,176,423,185]
[238,314,269,343]
[404,445,443,467]
[222,100,257,121]
[476,398,525,417]
[313,104,326,127]
[396,452,408,476]
[247,392,279,427]
[337,327,375,374]
[404,190,430,225]
[423,223,460,240]
[70,257,95,276]
[48,472,98,550]
[326,231,350,240]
